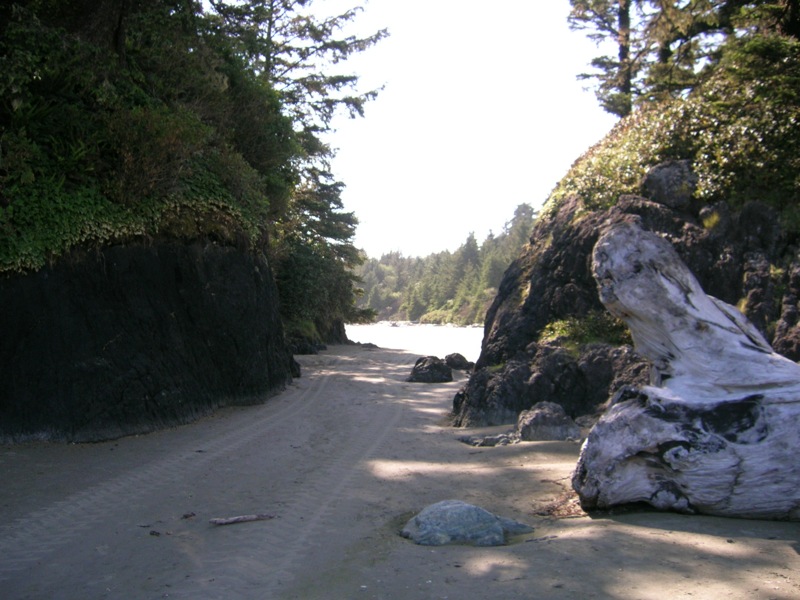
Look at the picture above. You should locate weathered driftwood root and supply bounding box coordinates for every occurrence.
[209,514,275,526]
[572,221,800,519]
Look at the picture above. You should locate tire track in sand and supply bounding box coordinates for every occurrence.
[0,358,341,584]
[165,351,412,599]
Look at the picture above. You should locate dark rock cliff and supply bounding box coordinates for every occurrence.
[453,163,800,427]
[0,241,294,442]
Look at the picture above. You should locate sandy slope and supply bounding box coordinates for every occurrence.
[1,344,799,599]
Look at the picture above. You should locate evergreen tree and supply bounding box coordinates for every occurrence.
[356,204,537,325]
[570,1,800,116]
[569,0,639,116]
[206,0,387,157]
[0,0,382,343]
[203,1,386,342]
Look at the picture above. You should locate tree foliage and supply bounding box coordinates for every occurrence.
[202,0,385,342]
[356,205,537,325]
[550,31,800,234]
[206,0,386,135]
[571,0,800,116]
[0,0,383,343]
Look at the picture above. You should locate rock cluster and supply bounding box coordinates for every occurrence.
[407,353,474,383]
[459,400,582,447]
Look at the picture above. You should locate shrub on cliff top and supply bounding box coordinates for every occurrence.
[0,5,297,273]
[548,34,800,235]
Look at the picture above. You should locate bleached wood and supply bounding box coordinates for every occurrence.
[573,221,800,519]
[209,514,275,526]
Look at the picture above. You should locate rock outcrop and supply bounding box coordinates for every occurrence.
[573,222,800,519]
[452,160,798,428]
[0,241,294,442]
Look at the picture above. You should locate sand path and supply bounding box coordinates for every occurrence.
[1,344,799,599]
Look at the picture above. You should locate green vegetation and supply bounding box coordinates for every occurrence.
[4,1,799,345]
[356,204,536,325]
[539,311,633,354]
[549,32,800,236]
[569,0,800,117]
[0,0,382,342]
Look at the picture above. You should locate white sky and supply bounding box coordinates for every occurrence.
[319,0,620,258]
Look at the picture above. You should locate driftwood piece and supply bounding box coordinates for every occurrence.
[209,514,275,526]
[572,221,800,519]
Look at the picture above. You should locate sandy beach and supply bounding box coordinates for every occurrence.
[2,343,799,599]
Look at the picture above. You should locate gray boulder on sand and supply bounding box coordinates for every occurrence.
[573,221,800,519]
[401,499,533,546]
[517,401,581,441]
[445,352,475,371]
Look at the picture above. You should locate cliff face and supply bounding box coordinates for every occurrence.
[0,242,294,442]
[453,167,800,427]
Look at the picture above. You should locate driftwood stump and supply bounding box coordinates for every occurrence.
[572,221,800,519]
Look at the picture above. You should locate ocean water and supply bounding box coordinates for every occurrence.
[345,322,485,363]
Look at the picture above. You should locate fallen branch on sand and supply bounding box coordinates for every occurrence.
[209,514,275,526]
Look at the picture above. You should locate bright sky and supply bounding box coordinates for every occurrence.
[319,0,620,258]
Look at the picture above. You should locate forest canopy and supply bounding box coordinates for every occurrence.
[0,0,383,342]
[556,1,800,236]
[356,204,537,325]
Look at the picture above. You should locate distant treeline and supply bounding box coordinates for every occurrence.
[355,204,536,325]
